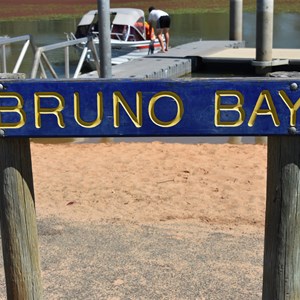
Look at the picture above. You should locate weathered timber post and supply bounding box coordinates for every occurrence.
[0,74,42,299]
[262,136,300,299]
[229,0,243,41]
[97,0,112,78]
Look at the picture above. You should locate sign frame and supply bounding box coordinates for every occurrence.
[0,78,299,137]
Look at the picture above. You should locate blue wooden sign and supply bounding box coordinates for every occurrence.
[0,78,299,137]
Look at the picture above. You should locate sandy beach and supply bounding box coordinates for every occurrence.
[32,141,267,227]
[0,141,267,299]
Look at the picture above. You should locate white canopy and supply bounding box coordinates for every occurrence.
[77,8,145,27]
[111,8,145,26]
[77,10,97,26]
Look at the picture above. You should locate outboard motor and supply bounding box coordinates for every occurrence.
[148,40,154,55]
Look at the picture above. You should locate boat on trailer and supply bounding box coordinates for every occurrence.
[68,8,162,65]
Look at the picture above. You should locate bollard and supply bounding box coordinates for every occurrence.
[255,0,274,75]
[97,0,112,78]
[229,0,243,41]
[227,136,242,144]
[255,136,267,144]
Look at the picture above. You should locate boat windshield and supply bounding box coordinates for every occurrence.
[74,9,146,40]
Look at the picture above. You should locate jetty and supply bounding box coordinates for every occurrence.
[80,40,245,79]
[80,40,300,79]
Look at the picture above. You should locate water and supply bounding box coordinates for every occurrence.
[172,12,300,49]
[0,12,299,144]
[2,12,300,46]
[1,12,300,75]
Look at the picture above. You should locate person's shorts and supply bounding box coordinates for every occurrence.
[157,16,171,29]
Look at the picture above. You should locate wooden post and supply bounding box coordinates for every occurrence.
[0,74,42,299]
[262,136,300,299]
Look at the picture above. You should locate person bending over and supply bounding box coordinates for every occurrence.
[148,6,171,52]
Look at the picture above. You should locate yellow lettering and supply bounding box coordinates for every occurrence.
[0,92,26,128]
[248,90,279,127]
[214,91,245,127]
[74,92,103,128]
[148,92,183,127]
[278,90,300,126]
[113,91,142,128]
[34,92,65,128]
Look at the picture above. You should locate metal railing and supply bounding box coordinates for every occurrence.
[0,35,100,79]
[0,35,35,74]
[31,36,100,79]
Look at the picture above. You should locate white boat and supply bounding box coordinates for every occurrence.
[68,8,162,65]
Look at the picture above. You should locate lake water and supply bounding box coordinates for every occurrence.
[0,12,299,144]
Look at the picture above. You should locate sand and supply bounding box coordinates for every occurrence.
[0,140,264,299]
[32,141,267,227]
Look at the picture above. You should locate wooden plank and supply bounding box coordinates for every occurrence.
[263,136,300,299]
[1,78,300,137]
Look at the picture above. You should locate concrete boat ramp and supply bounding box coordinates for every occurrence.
[79,39,300,79]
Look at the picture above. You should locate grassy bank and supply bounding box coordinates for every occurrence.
[1,0,300,21]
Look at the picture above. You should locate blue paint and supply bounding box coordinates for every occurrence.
[0,78,299,137]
